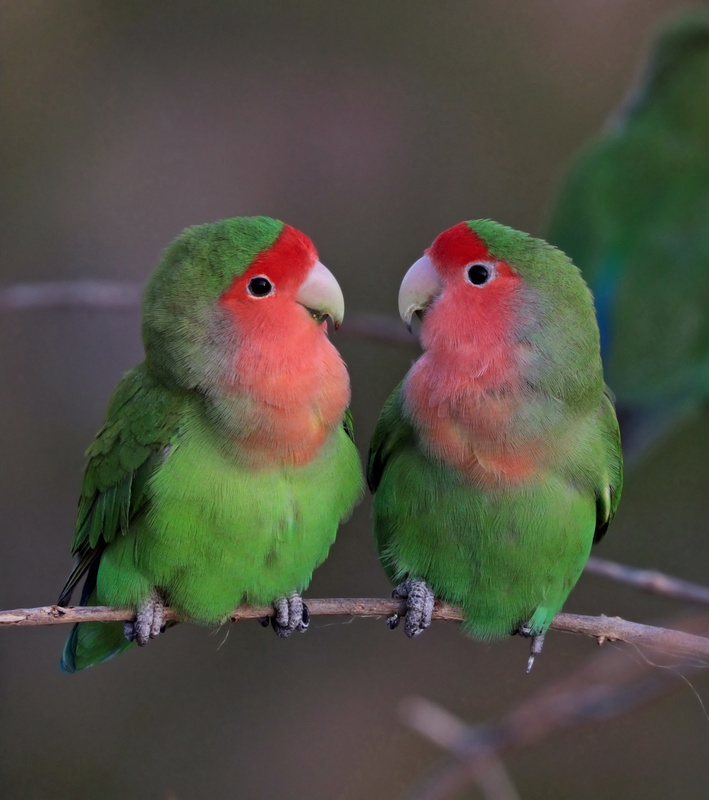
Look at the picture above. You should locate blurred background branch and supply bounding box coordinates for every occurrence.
[585,556,709,605]
[399,611,709,800]
[0,280,142,310]
[0,279,415,345]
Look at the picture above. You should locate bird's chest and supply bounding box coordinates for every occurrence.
[148,420,303,551]
[403,349,542,484]
[211,336,350,467]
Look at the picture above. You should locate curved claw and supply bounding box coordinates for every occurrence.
[388,578,435,638]
[124,593,165,646]
[516,622,547,673]
[271,592,310,638]
[526,634,546,674]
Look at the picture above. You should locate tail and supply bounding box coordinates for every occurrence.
[60,591,134,673]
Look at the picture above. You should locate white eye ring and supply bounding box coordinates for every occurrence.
[246,275,275,298]
[464,260,496,287]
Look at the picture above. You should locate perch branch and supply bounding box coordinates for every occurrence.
[2,600,709,659]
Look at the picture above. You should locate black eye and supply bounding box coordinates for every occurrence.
[467,263,490,286]
[247,276,273,297]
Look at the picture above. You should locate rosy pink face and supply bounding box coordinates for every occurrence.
[212,223,349,466]
[427,221,521,299]
[399,222,524,352]
[402,223,538,483]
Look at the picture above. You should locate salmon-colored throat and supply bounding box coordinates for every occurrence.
[405,225,540,484]
[218,226,350,467]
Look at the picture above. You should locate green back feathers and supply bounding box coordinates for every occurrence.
[466,219,593,316]
[466,219,603,410]
[145,216,283,306]
[143,216,284,389]
[624,11,709,130]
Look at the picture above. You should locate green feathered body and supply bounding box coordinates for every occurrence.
[85,367,360,618]
[61,217,363,671]
[370,386,619,638]
[369,220,622,640]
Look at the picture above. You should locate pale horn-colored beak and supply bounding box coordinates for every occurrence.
[297,260,345,329]
[398,254,442,331]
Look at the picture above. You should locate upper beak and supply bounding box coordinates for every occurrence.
[398,254,442,331]
[297,260,345,329]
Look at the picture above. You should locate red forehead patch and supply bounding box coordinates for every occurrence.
[246,224,318,286]
[427,222,492,274]
[220,224,318,303]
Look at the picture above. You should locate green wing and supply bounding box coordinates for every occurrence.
[367,383,413,493]
[58,363,184,606]
[342,407,356,445]
[366,383,418,583]
[593,388,623,544]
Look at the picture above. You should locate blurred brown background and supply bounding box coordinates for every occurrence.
[2,2,708,799]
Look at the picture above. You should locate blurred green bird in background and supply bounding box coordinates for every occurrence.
[546,11,709,463]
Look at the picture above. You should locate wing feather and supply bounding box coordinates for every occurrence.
[58,363,183,606]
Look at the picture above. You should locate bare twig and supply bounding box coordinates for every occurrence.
[3,600,709,660]
[585,556,709,605]
[0,279,417,347]
[401,699,522,800]
[0,280,142,310]
[400,612,709,800]
[548,612,709,659]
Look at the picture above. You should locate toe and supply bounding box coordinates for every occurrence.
[134,605,151,646]
[149,599,165,639]
[272,596,292,637]
[296,602,310,633]
[271,593,309,638]
[388,578,435,637]
[403,579,435,638]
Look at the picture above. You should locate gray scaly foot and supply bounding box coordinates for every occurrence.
[124,593,165,646]
[387,578,435,638]
[271,592,310,638]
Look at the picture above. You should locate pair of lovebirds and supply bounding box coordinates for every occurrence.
[58,216,623,673]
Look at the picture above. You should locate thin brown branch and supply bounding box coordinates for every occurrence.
[549,612,709,659]
[3,600,709,660]
[400,612,709,800]
[585,556,709,605]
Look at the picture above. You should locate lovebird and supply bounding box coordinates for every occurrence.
[547,12,709,462]
[59,217,363,672]
[368,220,623,669]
